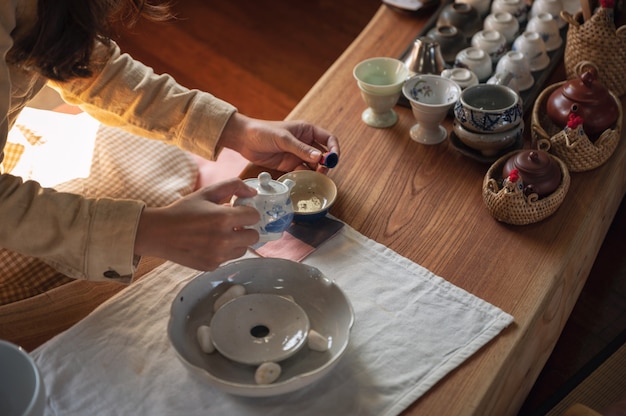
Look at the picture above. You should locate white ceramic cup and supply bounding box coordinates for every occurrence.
[483,11,520,44]
[353,57,410,128]
[487,70,520,92]
[402,74,462,145]
[456,0,491,16]
[494,50,534,91]
[471,29,507,64]
[0,340,46,416]
[526,12,563,51]
[441,67,479,89]
[529,0,565,28]
[454,47,493,82]
[491,0,528,24]
[512,31,550,72]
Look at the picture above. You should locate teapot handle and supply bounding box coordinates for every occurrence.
[536,138,552,152]
[573,60,599,77]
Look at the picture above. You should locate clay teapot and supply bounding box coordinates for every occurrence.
[502,150,561,198]
[546,66,618,139]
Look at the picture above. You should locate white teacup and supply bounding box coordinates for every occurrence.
[483,12,520,44]
[494,50,534,91]
[0,340,46,416]
[456,0,491,16]
[529,0,565,28]
[491,0,528,24]
[441,67,479,89]
[454,47,493,82]
[526,12,563,51]
[487,70,520,92]
[402,74,462,145]
[471,29,507,64]
[512,31,550,72]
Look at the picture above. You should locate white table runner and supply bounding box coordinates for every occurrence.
[32,224,514,416]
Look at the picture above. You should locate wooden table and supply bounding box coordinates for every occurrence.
[257,6,625,416]
[1,4,625,416]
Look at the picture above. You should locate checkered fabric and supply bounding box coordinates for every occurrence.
[0,123,199,305]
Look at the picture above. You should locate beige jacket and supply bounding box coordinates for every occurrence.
[1,0,237,282]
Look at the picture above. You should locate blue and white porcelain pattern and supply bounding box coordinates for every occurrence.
[453,84,523,133]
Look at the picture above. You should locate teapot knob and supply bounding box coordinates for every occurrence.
[258,172,272,191]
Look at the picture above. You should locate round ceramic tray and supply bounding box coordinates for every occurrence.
[167,258,354,397]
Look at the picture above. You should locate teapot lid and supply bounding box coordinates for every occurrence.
[510,150,557,177]
[561,67,611,104]
[246,172,290,195]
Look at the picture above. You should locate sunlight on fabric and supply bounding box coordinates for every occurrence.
[6,108,99,187]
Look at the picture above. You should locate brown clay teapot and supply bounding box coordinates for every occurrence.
[502,150,561,198]
[546,67,618,139]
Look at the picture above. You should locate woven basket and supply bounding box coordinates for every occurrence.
[482,151,570,225]
[531,81,622,172]
[562,7,626,97]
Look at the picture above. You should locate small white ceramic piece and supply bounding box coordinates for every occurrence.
[494,50,534,91]
[255,362,282,385]
[454,119,525,156]
[168,258,355,397]
[278,170,337,223]
[453,84,523,133]
[232,172,295,242]
[307,329,330,352]
[529,0,565,28]
[196,325,215,354]
[483,11,520,44]
[526,12,563,51]
[454,47,493,82]
[0,340,46,416]
[512,31,550,72]
[402,74,462,145]
[471,29,507,64]
[353,57,410,128]
[491,0,528,24]
[441,68,479,89]
[213,283,246,311]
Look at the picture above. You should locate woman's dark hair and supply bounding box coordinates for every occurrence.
[7,0,172,81]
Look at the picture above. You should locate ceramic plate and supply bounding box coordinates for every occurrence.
[167,258,354,397]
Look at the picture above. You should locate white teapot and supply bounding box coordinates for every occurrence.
[233,172,295,242]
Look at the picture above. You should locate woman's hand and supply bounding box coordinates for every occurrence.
[134,178,260,271]
[217,113,340,174]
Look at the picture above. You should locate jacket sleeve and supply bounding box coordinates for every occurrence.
[48,41,238,162]
[1,3,142,283]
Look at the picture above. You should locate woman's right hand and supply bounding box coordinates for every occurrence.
[134,178,260,271]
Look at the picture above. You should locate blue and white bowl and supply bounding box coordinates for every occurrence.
[453,83,523,133]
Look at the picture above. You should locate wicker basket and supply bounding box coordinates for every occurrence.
[531,81,622,172]
[562,6,626,97]
[482,151,570,225]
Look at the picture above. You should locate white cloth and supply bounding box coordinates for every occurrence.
[32,224,514,416]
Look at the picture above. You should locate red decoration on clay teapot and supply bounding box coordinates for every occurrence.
[546,66,618,140]
[502,150,562,198]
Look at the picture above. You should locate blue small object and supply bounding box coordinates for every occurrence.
[320,152,339,168]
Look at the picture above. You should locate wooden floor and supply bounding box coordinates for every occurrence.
[116,1,626,414]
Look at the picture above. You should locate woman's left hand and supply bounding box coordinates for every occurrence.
[217,113,340,173]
